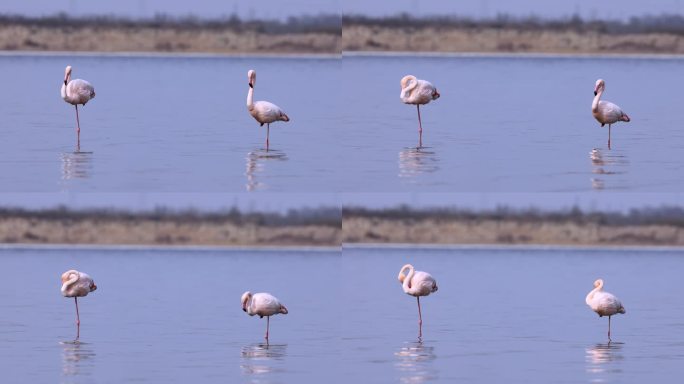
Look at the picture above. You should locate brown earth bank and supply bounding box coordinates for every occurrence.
[343,208,684,246]
[343,24,684,55]
[0,16,341,54]
[0,208,341,247]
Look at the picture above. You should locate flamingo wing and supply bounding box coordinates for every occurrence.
[597,101,626,124]
[68,79,95,104]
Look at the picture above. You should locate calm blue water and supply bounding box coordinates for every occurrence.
[2,245,683,383]
[0,246,340,383]
[341,245,684,383]
[341,54,684,192]
[0,54,340,192]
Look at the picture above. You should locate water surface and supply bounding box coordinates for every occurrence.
[0,54,339,192]
[0,246,340,383]
[341,55,684,192]
[342,245,684,383]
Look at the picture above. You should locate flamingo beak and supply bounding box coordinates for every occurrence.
[594,91,597,96]
[249,82,253,89]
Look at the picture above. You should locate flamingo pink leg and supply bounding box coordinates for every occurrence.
[417,296,423,339]
[266,123,270,152]
[75,297,81,340]
[608,316,612,342]
[608,124,611,150]
[417,105,423,147]
[75,105,81,146]
[265,316,270,343]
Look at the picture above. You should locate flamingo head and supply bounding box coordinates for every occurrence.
[247,70,256,88]
[241,291,252,312]
[593,278,604,289]
[400,75,417,91]
[64,66,73,85]
[594,79,605,96]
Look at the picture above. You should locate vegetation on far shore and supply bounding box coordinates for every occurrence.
[0,206,341,227]
[344,205,684,227]
[344,13,684,36]
[0,13,341,35]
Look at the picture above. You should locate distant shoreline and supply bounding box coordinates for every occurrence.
[0,243,339,252]
[343,24,684,55]
[0,50,340,59]
[0,207,341,247]
[0,21,340,55]
[343,208,684,247]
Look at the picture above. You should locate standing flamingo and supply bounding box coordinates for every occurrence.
[586,278,626,342]
[400,75,440,147]
[241,291,288,343]
[592,79,630,149]
[61,269,97,341]
[246,69,290,151]
[61,66,95,147]
[398,264,438,339]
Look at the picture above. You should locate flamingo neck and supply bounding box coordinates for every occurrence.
[247,85,254,110]
[403,266,415,293]
[61,82,69,102]
[592,89,603,113]
[401,80,418,100]
[61,273,79,294]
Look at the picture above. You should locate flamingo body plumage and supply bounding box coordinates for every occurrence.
[586,278,625,341]
[246,69,289,151]
[241,291,288,342]
[61,66,95,147]
[61,269,97,340]
[400,75,440,147]
[592,79,630,149]
[398,264,438,339]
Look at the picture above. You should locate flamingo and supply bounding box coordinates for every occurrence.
[246,69,290,151]
[398,264,438,339]
[400,75,440,147]
[61,269,97,341]
[586,278,626,342]
[61,66,95,147]
[241,291,288,342]
[592,79,630,149]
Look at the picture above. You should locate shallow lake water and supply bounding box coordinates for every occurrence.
[341,54,684,192]
[0,246,340,383]
[0,54,340,192]
[342,245,684,383]
[2,245,683,383]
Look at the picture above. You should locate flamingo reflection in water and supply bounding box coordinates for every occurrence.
[395,341,437,384]
[245,149,288,191]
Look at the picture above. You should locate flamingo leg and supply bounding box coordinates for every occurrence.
[75,105,81,146]
[266,123,270,152]
[608,315,612,342]
[417,105,423,148]
[74,297,81,341]
[265,316,270,343]
[417,296,423,339]
[608,124,611,150]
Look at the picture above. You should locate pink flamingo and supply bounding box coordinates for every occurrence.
[61,269,97,340]
[61,66,95,147]
[592,79,630,149]
[400,75,440,147]
[398,264,438,339]
[246,69,290,151]
[241,291,288,343]
[586,278,626,342]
